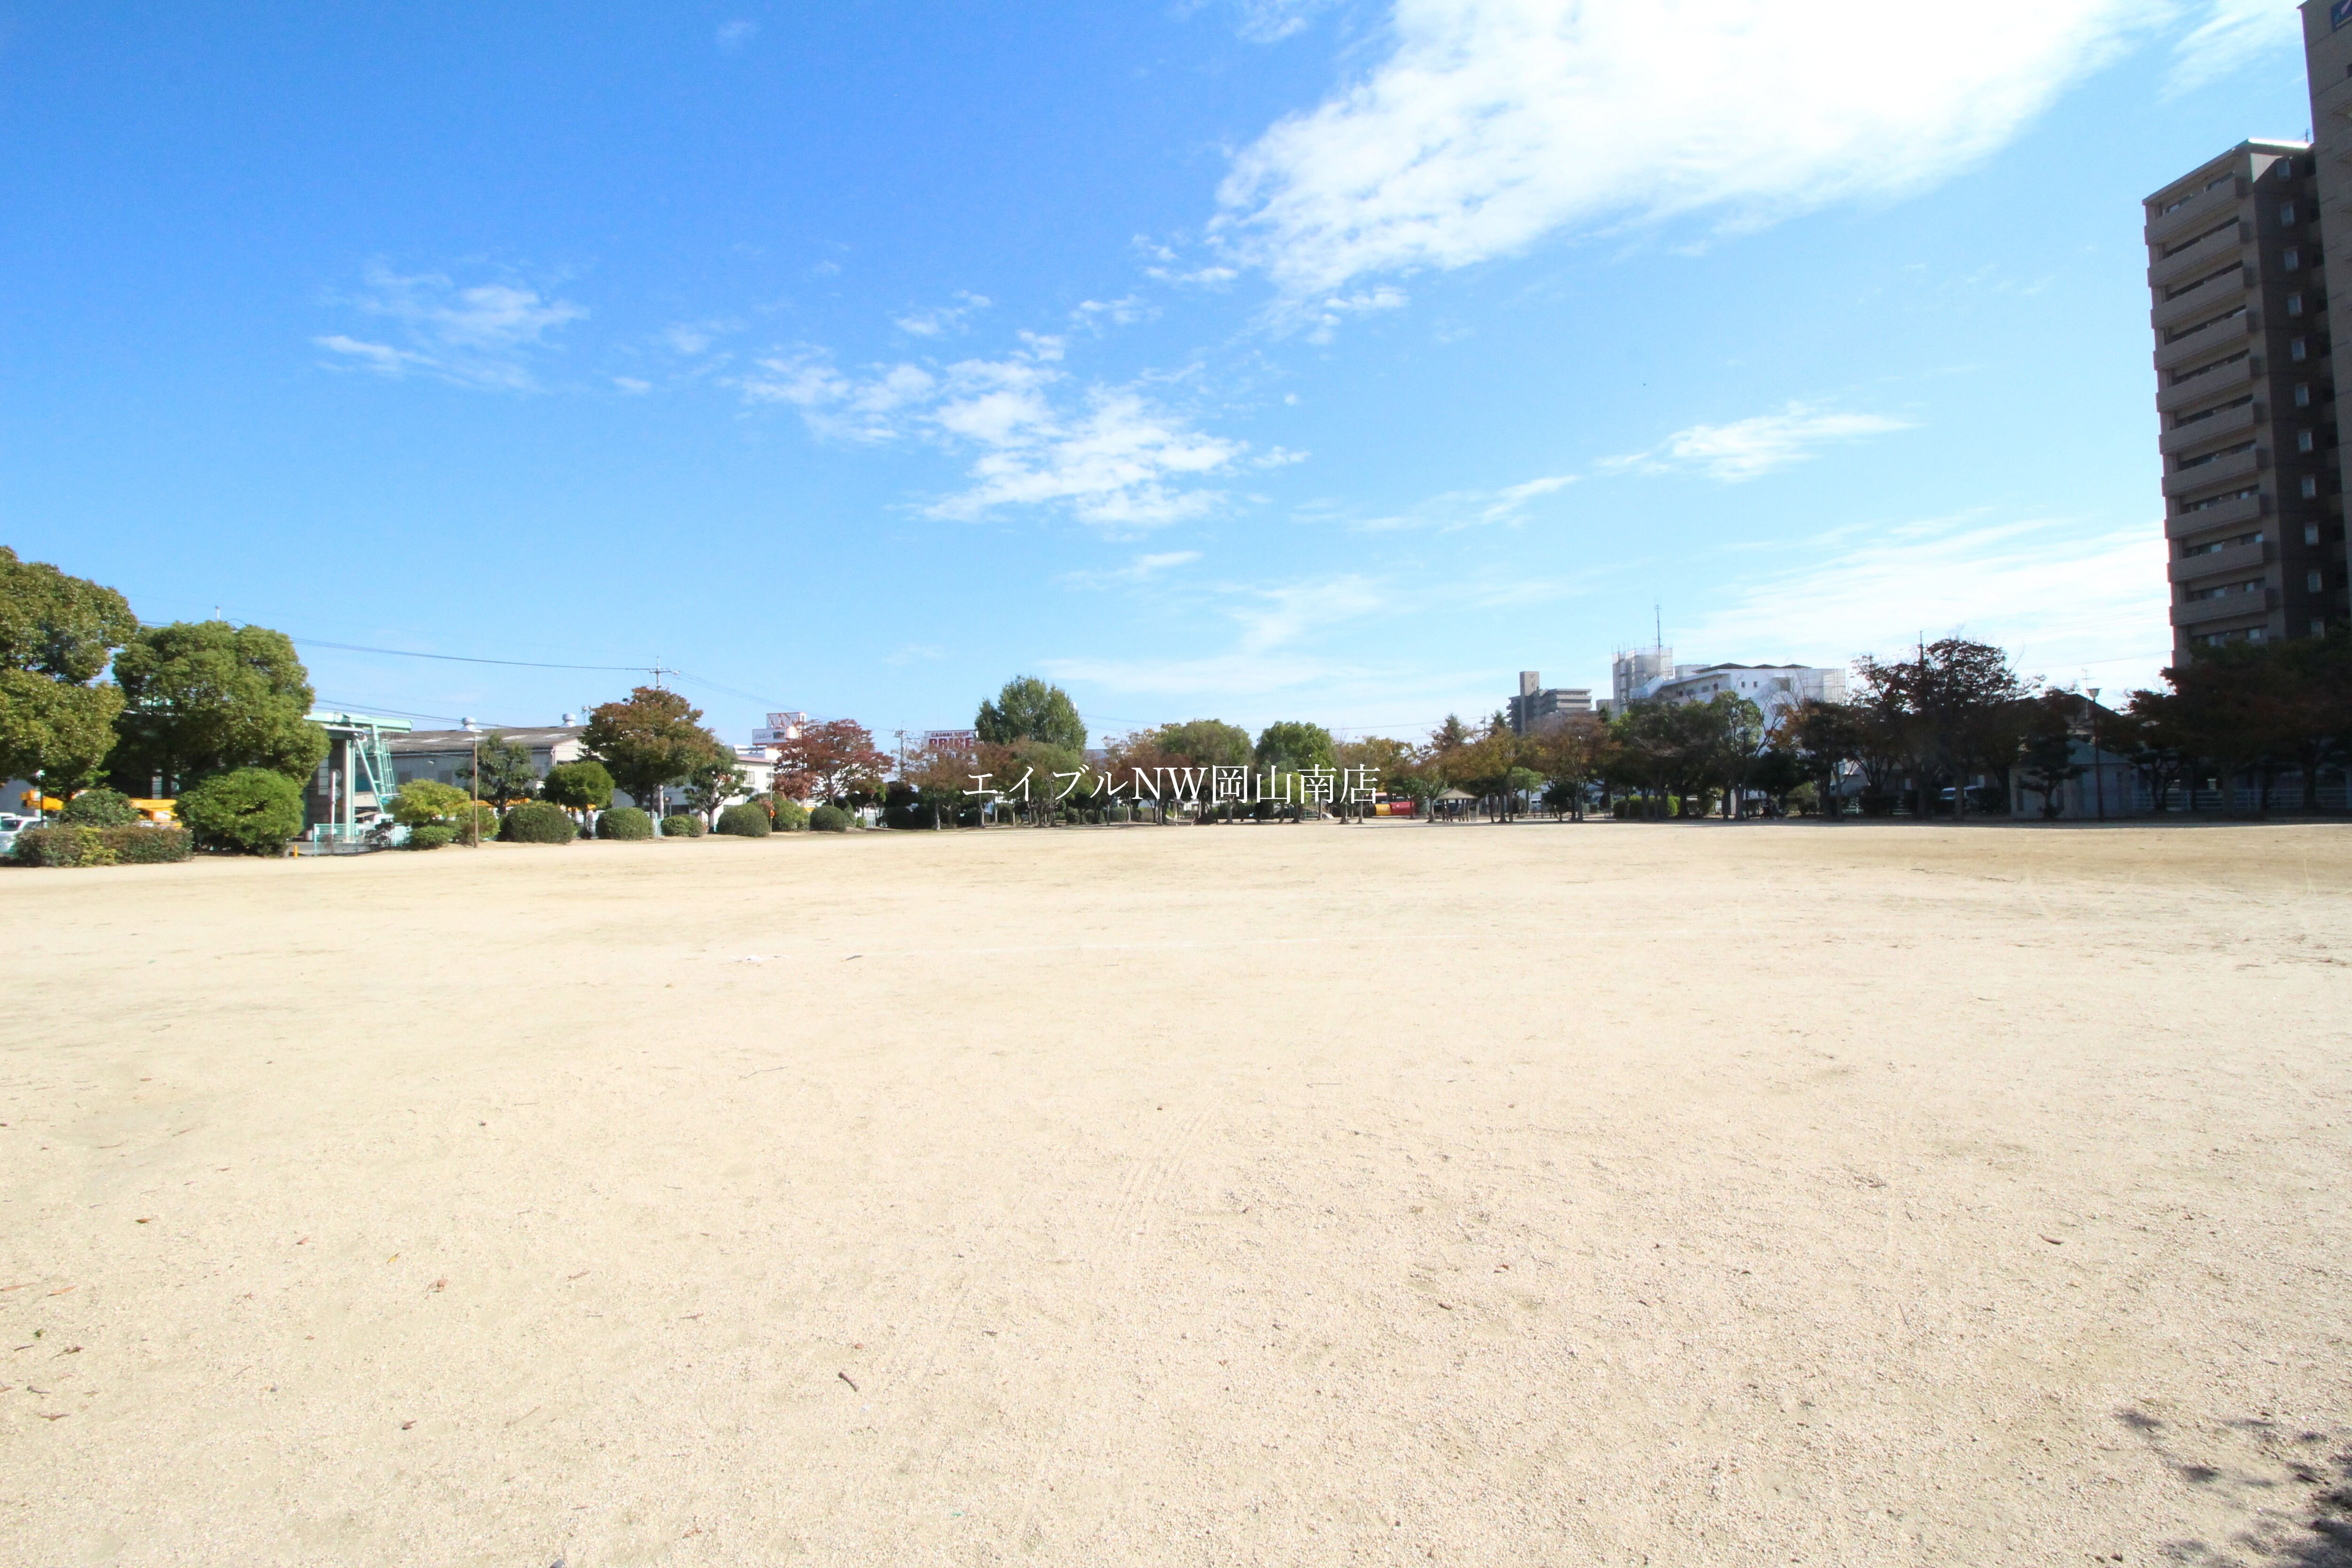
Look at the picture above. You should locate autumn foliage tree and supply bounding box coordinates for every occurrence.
[772,718,890,807]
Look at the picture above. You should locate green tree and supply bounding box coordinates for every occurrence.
[0,547,139,805]
[1153,719,1252,767]
[110,621,327,792]
[975,675,1086,751]
[1780,700,1866,819]
[2014,692,2085,819]
[540,759,614,822]
[471,732,540,807]
[1254,721,1336,774]
[176,767,306,854]
[582,687,726,819]
[680,751,747,827]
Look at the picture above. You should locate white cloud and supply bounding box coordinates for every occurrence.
[315,266,586,391]
[716,18,758,49]
[737,336,1251,529]
[661,318,741,356]
[1352,470,1574,529]
[1225,0,1349,43]
[894,293,992,338]
[1677,515,2171,696]
[1604,404,1911,482]
[1213,0,2163,296]
[1058,550,1205,589]
[612,375,653,395]
[1043,573,1385,695]
[2166,0,2301,96]
[1073,295,1155,330]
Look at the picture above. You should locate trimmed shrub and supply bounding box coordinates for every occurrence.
[661,813,705,837]
[177,768,306,855]
[62,788,138,827]
[596,806,654,840]
[715,803,771,837]
[391,780,471,827]
[500,801,578,844]
[771,798,810,832]
[107,825,192,863]
[809,804,851,833]
[406,824,457,851]
[14,826,110,866]
[541,759,614,814]
[455,801,499,844]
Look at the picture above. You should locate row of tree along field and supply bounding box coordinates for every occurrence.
[12,539,2352,860]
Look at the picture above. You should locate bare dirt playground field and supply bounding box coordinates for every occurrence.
[3,820,2350,1567]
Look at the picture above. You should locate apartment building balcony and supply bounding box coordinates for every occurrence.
[2149,225,2244,290]
[2147,178,2243,248]
[2168,538,2271,584]
[2161,442,2260,496]
[2159,398,2257,455]
[2157,351,2254,412]
[2153,271,2248,332]
[2156,312,2255,372]
[2175,585,2278,626]
[2165,490,2264,533]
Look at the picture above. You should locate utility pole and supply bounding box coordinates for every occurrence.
[2087,688,2106,822]
[470,732,482,847]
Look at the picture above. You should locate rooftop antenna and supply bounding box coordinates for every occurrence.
[1654,604,1663,650]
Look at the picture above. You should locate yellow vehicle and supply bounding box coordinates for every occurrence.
[14,791,177,825]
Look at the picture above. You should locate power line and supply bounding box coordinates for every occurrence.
[294,637,648,672]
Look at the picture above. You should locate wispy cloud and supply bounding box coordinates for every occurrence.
[1350,471,1575,531]
[715,18,758,50]
[736,335,1252,531]
[1042,573,1386,695]
[1073,295,1155,331]
[894,292,992,338]
[1058,550,1205,589]
[1604,404,1911,482]
[1212,0,2167,297]
[1678,514,2169,693]
[314,265,586,391]
[2165,0,2301,96]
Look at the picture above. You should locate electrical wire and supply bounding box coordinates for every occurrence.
[294,637,647,672]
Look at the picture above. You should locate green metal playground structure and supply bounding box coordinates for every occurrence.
[306,711,413,848]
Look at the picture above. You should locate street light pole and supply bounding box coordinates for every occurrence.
[2086,687,2105,823]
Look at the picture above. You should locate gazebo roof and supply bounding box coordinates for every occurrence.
[1436,788,1477,801]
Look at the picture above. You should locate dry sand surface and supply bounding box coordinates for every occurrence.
[4,820,2351,1566]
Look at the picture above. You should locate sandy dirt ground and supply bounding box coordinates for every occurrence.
[3,820,2350,1567]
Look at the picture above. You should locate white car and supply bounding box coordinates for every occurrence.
[0,812,32,857]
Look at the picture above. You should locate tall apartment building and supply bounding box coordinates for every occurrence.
[2305,2,2352,631]
[2145,139,2342,657]
[1506,671,1593,735]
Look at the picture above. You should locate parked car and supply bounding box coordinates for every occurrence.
[0,812,32,857]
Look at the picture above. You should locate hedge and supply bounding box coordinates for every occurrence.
[715,803,771,837]
[177,768,306,855]
[499,801,578,844]
[661,813,705,838]
[809,804,851,833]
[596,807,654,841]
[771,798,810,832]
[61,788,138,827]
[12,824,193,867]
[406,824,457,851]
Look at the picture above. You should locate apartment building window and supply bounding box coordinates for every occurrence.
[2289,293,2306,317]
[2314,619,2328,636]
[2249,628,2267,643]
[2181,486,2260,514]
[2300,429,2317,452]
[2282,201,2298,224]
[2304,475,2321,498]
[2307,523,2322,544]
[2285,247,2302,270]
[2296,383,2313,407]
[2293,337,2311,361]
[2172,350,2248,387]
[2311,570,2325,592]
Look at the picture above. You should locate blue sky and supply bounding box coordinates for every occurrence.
[0,1,2318,744]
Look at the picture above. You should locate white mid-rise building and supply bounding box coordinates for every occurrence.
[1605,647,1846,727]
